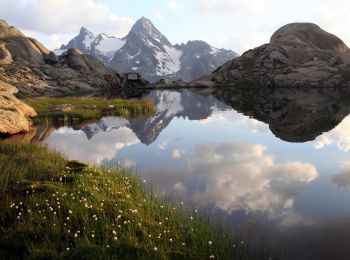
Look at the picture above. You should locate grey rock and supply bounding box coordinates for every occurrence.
[0,80,37,135]
[211,23,350,88]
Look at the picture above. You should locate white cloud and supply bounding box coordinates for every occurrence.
[313,116,350,152]
[192,0,268,15]
[168,0,182,11]
[22,29,76,50]
[46,126,139,165]
[332,163,350,189]
[200,110,268,133]
[0,0,133,49]
[200,23,276,54]
[145,141,319,226]
[193,1,350,53]
[184,142,318,224]
[159,139,171,150]
[154,11,166,22]
[298,5,350,47]
[172,148,186,159]
[313,135,332,150]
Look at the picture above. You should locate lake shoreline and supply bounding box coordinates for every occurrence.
[0,140,247,259]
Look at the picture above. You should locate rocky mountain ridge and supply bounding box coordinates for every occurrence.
[55,27,126,63]
[56,17,238,82]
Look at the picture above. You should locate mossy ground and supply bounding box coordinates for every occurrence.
[0,141,247,259]
[23,97,155,125]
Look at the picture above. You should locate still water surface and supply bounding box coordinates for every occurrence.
[29,89,350,259]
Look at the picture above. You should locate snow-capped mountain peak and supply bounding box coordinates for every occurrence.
[54,27,126,62]
[130,17,172,47]
[80,27,92,34]
[55,17,238,82]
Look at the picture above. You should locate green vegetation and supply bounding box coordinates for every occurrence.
[0,141,246,259]
[23,97,155,125]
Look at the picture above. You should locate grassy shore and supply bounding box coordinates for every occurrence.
[0,141,247,259]
[23,97,155,125]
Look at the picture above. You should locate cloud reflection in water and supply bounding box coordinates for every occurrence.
[145,142,319,226]
[46,126,139,165]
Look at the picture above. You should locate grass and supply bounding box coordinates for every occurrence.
[0,141,248,259]
[23,97,155,125]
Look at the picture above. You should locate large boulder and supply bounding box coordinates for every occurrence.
[0,80,37,135]
[0,19,50,65]
[211,23,350,88]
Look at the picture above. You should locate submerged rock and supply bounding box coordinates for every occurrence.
[211,23,350,88]
[0,80,36,135]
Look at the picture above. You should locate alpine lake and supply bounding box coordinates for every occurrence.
[5,86,350,260]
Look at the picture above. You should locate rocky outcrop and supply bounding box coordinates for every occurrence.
[0,19,148,97]
[0,20,51,65]
[0,80,37,135]
[211,23,350,88]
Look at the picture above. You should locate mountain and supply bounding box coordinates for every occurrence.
[55,17,238,82]
[56,27,126,64]
[209,23,350,88]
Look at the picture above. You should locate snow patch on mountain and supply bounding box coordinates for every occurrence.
[95,37,126,56]
[127,50,141,60]
[155,46,182,76]
[53,49,66,55]
[83,34,95,49]
[55,29,125,61]
[210,47,219,55]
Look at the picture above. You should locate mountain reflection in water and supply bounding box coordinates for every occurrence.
[9,88,350,260]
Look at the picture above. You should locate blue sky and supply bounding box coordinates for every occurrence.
[1,0,350,53]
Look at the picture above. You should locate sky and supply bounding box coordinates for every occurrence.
[1,0,350,54]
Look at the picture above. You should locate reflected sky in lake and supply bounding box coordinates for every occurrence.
[39,89,350,259]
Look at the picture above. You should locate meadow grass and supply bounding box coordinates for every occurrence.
[0,141,247,259]
[23,97,155,125]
